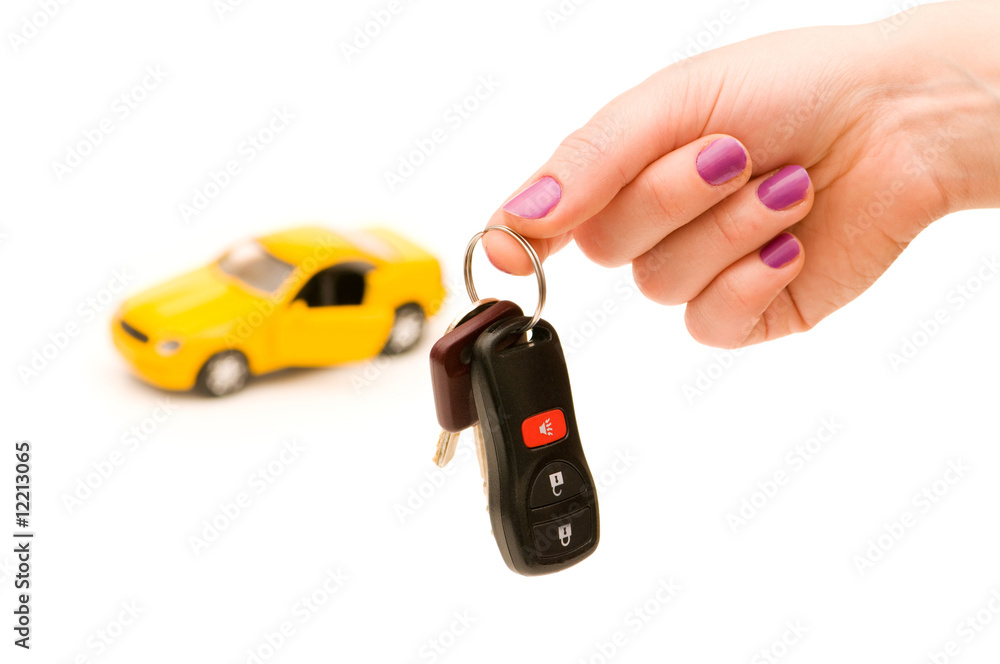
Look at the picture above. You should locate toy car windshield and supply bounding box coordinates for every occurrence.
[217,241,295,294]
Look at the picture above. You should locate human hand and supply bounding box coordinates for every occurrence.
[484,0,1000,348]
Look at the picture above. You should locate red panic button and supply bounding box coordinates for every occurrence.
[521,409,568,448]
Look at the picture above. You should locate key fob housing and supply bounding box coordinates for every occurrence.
[471,316,599,575]
[429,300,523,433]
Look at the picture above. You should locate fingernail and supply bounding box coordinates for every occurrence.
[758,165,810,211]
[760,233,800,269]
[696,137,748,186]
[503,176,562,219]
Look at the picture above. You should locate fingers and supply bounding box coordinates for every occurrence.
[572,135,753,267]
[484,132,751,275]
[632,165,813,305]
[683,233,807,349]
[483,66,721,274]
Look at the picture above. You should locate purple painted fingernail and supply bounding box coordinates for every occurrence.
[696,137,748,186]
[503,176,562,219]
[758,165,810,211]
[760,233,800,269]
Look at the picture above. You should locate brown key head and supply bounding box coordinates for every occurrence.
[430,300,523,432]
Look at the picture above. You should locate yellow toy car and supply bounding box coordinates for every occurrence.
[112,225,444,396]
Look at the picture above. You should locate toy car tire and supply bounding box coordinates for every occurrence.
[196,350,250,397]
[382,303,425,355]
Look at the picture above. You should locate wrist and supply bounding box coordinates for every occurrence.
[888,0,1000,212]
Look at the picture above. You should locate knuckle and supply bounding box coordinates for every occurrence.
[684,305,743,349]
[641,166,689,226]
[683,304,718,347]
[574,228,624,268]
[706,200,758,253]
[739,320,768,348]
[685,272,757,349]
[762,289,814,335]
[632,247,685,306]
[714,269,755,316]
[556,118,628,184]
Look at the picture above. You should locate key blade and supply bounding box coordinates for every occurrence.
[433,429,461,468]
[472,424,488,498]
[445,298,498,332]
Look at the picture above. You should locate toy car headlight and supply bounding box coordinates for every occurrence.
[155,339,182,356]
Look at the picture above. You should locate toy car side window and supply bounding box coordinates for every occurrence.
[295,261,375,307]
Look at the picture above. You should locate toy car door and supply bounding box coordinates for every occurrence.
[276,261,393,366]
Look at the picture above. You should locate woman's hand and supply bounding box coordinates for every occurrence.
[484,0,1000,348]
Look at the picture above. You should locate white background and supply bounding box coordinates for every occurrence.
[3,0,1000,662]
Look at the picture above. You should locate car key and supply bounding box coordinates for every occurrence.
[471,315,599,576]
[430,299,523,467]
[430,299,494,468]
[430,297,495,467]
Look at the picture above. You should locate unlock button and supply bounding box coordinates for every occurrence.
[530,461,585,508]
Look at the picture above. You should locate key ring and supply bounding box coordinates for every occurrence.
[464,225,546,333]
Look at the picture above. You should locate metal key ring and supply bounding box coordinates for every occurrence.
[464,225,546,333]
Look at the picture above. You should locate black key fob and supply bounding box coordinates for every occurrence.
[471,316,599,575]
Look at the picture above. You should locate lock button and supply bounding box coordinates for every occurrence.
[531,507,593,558]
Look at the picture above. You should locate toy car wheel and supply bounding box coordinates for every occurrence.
[383,303,425,355]
[197,350,250,397]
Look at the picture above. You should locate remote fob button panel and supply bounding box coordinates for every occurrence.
[521,408,567,448]
[532,508,593,558]
[530,461,585,508]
